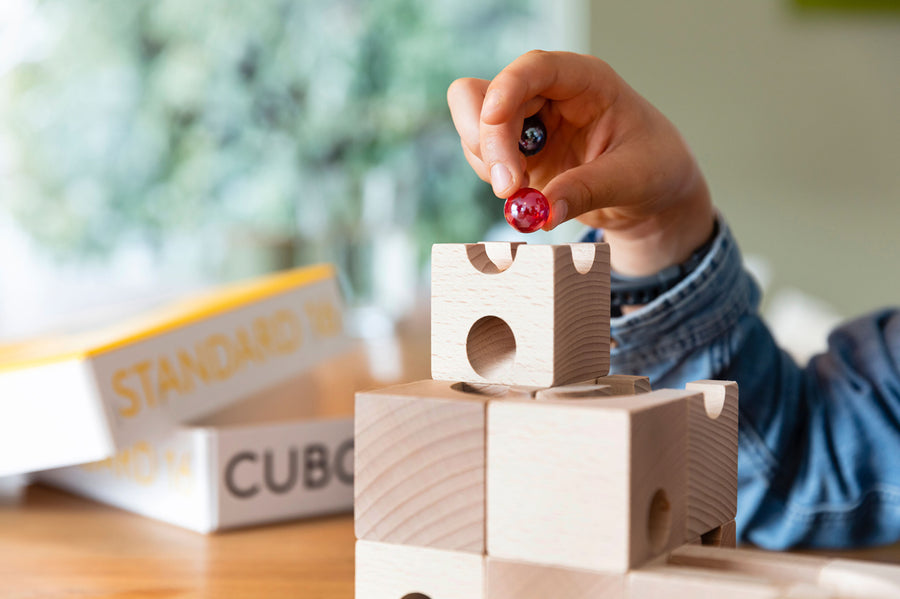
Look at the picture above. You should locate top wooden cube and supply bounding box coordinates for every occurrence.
[431,242,610,387]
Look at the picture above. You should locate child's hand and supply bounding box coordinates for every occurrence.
[447,50,714,276]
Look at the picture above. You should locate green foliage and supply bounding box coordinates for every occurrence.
[1,0,531,275]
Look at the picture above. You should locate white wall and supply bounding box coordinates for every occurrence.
[590,1,900,316]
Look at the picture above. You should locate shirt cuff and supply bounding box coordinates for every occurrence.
[584,215,761,374]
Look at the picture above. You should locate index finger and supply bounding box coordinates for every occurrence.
[481,51,621,126]
[448,77,490,158]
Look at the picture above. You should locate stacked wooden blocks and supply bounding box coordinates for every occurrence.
[354,241,739,598]
[354,241,900,597]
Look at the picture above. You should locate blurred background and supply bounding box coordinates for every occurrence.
[0,0,897,358]
[589,0,900,359]
[0,0,586,339]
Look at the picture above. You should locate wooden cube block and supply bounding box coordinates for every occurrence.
[534,383,612,401]
[665,545,830,594]
[354,379,488,552]
[487,389,698,572]
[431,242,610,387]
[684,380,739,538]
[356,540,484,599]
[534,375,647,402]
[699,520,737,548]
[819,559,900,598]
[487,557,626,599]
[594,374,652,395]
[627,565,819,599]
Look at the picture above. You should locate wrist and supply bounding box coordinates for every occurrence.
[604,191,716,277]
[610,218,719,316]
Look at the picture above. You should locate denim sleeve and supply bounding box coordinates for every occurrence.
[588,217,900,549]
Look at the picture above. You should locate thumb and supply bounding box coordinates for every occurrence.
[542,153,640,229]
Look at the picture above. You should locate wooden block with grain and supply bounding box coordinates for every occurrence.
[667,545,825,585]
[594,374,652,395]
[431,242,610,387]
[819,559,900,598]
[354,379,489,552]
[356,540,484,599]
[534,375,648,401]
[684,380,739,538]
[534,383,612,401]
[665,544,900,598]
[487,557,626,599]
[628,565,830,599]
[662,545,883,598]
[487,389,698,572]
[699,520,737,548]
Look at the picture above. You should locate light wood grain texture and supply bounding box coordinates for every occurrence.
[354,379,488,552]
[665,545,900,598]
[486,389,696,572]
[668,545,825,585]
[355,540,484,599]
[0,485,357,599]
[431,242,610,387]
[400,379,604,402]
[3,455,900,598]
[628,565,830,598]
[819,559,900,598]
[594,374,652,395]
[487,556,626,599]
[684,380,739,538]
[534,383,612,401]
[488,548,900,599]
[533,375,647,401]
[700,520,737,548]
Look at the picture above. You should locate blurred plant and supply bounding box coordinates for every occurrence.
[0,0,534,285]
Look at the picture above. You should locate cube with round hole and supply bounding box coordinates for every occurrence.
[356,539,484,599]
[486,389,697,573]
[430,242,610,387]
[684,380,739,539]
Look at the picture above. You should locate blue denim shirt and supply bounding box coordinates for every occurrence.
[584,218,900,550]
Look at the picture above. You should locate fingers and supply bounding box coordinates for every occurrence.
[461,143,490,183]
[448,77,489,160]
[448,78,494,183]
[475,96,545,197]
[478,51,620,198]
[451,52,629,205]
[542,151,640,229]
[480,51,617,125]
[449,75,542,198]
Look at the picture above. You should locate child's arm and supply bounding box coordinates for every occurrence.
[449,50,900,550]
[619,218,900,550]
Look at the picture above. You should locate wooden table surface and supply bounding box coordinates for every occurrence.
[0,483,355,598]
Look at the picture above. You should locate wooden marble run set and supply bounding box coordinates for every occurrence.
[353,241,900,598]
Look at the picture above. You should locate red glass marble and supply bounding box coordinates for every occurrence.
[504,187,550,233]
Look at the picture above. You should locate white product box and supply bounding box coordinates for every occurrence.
[0,264,348,476]
[38,359,360,532]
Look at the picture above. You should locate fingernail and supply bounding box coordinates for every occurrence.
[491,163,512,196]
[547,199,569,229]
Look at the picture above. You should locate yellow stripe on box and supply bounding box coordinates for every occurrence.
[0,264,336,371]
